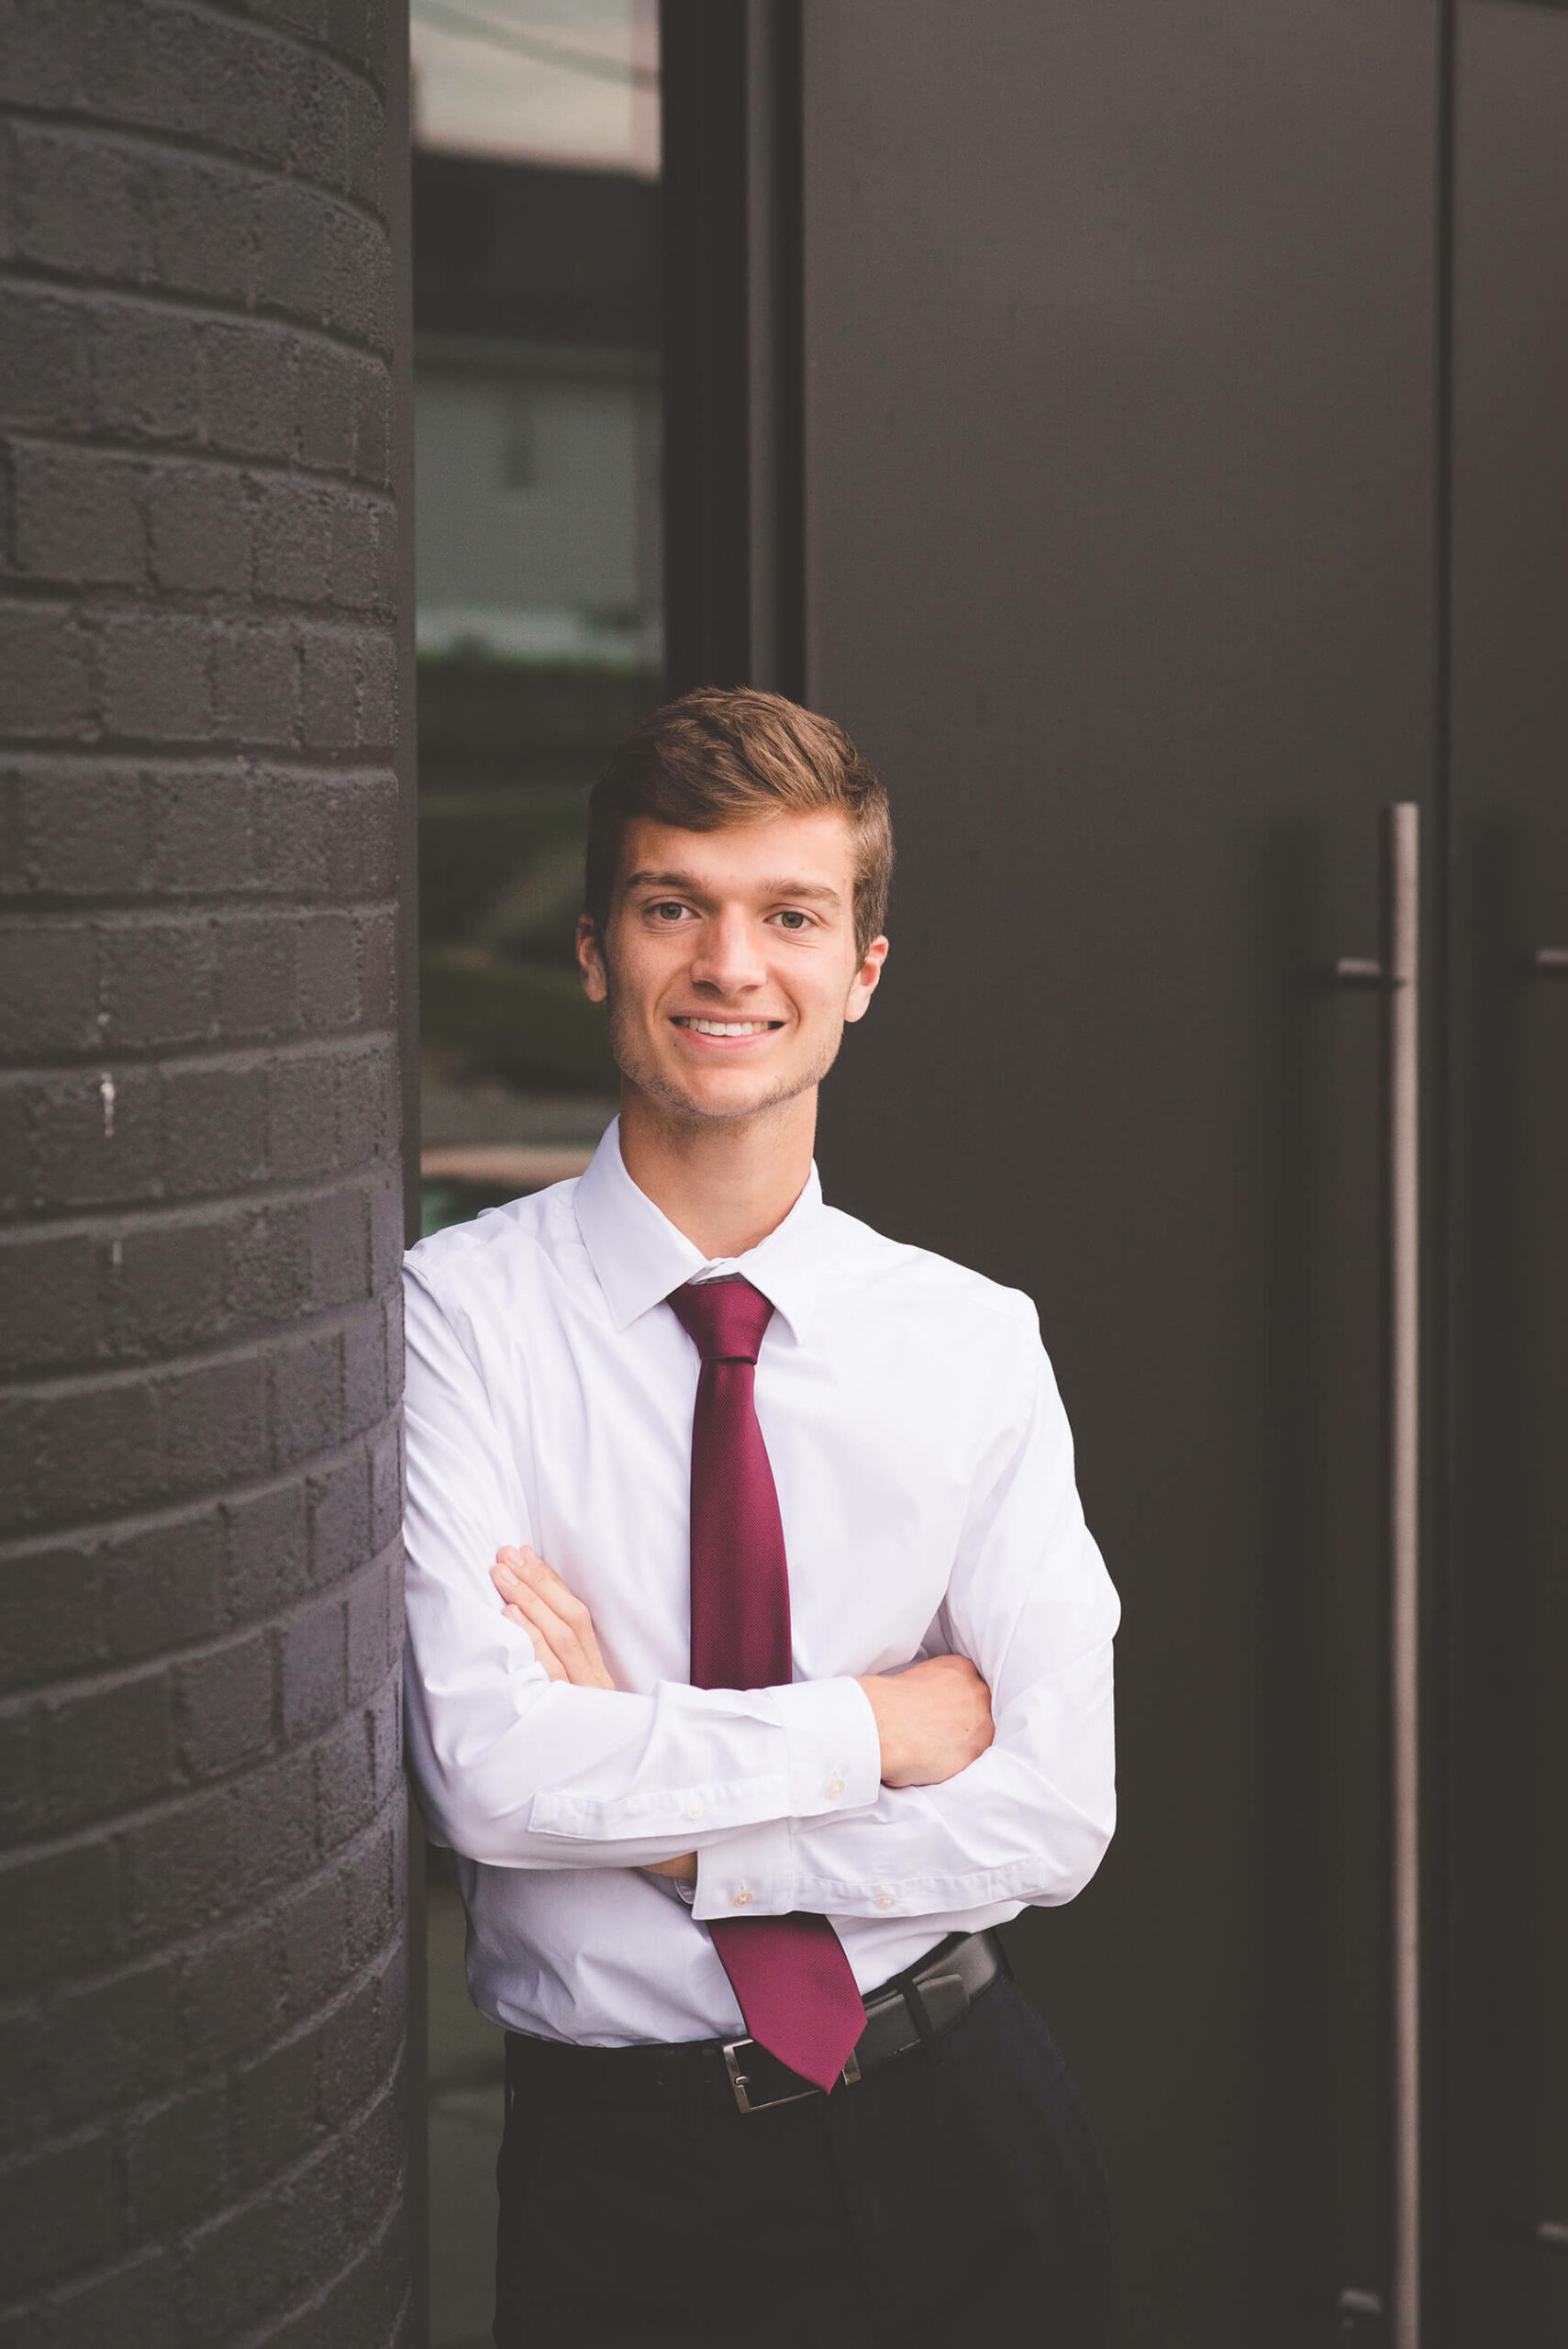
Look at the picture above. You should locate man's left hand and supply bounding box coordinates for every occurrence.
[492,1546,616,1688]
[491,1546,696,1884]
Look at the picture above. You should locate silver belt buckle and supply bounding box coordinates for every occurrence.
[722,2039,862,2115]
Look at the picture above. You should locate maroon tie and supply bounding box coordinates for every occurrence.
[668,1276,866,2092]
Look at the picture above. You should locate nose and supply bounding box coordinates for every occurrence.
[688,906,767,996]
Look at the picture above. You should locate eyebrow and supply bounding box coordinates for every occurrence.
[624,870,844,907]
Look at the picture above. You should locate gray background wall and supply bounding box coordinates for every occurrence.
[798,5,1436,2338]
[0,4,412,2341]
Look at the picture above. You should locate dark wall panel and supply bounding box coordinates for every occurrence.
[661,0,806,697]
[0,4,411,2340]
[801,6,1440,2339]
[1447,7,1568,2342]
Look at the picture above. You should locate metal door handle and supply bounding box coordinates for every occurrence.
[1334,803,1421,2349]
[1530,947,1568,974]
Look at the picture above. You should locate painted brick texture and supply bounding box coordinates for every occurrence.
[0,4,411,2341]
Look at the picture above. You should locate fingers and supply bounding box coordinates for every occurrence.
[640,1852,698,1882]
[860,1650,994,1787]
[494,1544,583,1619]
[511,1582,581,1672]
[493,1549,569,1682]
[510,1549,609,1683]
[503,1600,566,1683]
[493,1542,567,1605]
[924,1652,984,1686]
[493,1547,615,1691]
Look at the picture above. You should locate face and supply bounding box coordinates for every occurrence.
[576,808,887,1124]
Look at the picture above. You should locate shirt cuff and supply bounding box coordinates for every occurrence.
[692,1813,795,1921]
[691,1679,879,1920]
[773,1674,882,1822]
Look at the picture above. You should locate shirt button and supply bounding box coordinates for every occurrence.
[732,1887,753,1909]
[685,1799,705,1820]
[826,1776,846,1799]
[875,1893,895,1910]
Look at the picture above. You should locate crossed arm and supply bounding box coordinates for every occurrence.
[489,1542,998,1880]
[403,1264,1118,1923]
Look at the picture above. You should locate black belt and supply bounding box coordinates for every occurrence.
[506,1928,1006,2118]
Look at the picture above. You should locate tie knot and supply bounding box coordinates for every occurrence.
[668,1276,774,1364]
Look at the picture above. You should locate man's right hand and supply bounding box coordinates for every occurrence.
[855,1654,995,1788]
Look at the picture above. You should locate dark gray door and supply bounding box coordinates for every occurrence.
[799,6,1441,2340]
[1448,6,1568,2342]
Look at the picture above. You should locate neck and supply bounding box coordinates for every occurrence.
[617,1083,818,1258]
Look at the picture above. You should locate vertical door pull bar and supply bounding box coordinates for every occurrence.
[1332,805,1421,2349]
[1385,802,1421,2349]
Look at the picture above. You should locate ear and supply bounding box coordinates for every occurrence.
[576,913,608,1004]
[842,934,889,1026]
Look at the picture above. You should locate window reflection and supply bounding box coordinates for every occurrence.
[412,1,660,1244]
[411,13,661,2341]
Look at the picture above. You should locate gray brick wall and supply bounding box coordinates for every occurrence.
[0,4,412,2340]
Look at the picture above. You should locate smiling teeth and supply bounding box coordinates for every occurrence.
[676,1019,773,1036]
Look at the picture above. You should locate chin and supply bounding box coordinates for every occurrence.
[607,1006,841,1122]
[617,1045,817,1125]
[649,1068,786,1122]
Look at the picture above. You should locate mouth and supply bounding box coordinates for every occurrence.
[670,1016,784,1039]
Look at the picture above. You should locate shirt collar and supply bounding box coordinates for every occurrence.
[573,1117,829,1343]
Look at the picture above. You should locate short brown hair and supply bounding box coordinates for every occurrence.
[584,687,893,955]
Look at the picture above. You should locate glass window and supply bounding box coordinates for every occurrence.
[411,0,661,1247]
[410,13,661,2341]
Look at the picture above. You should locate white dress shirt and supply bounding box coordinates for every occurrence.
[402,1119,1119,2048]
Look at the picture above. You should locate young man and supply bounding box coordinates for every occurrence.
[403,688,1119,2346]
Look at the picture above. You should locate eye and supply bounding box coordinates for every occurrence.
[774,908,810,930]
[650,901,689,922]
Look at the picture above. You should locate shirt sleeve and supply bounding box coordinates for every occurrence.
[401,1262,883,1869]
[689,1325,1118,1925]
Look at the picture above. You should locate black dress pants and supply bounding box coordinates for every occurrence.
[493,1975,1111,2347]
